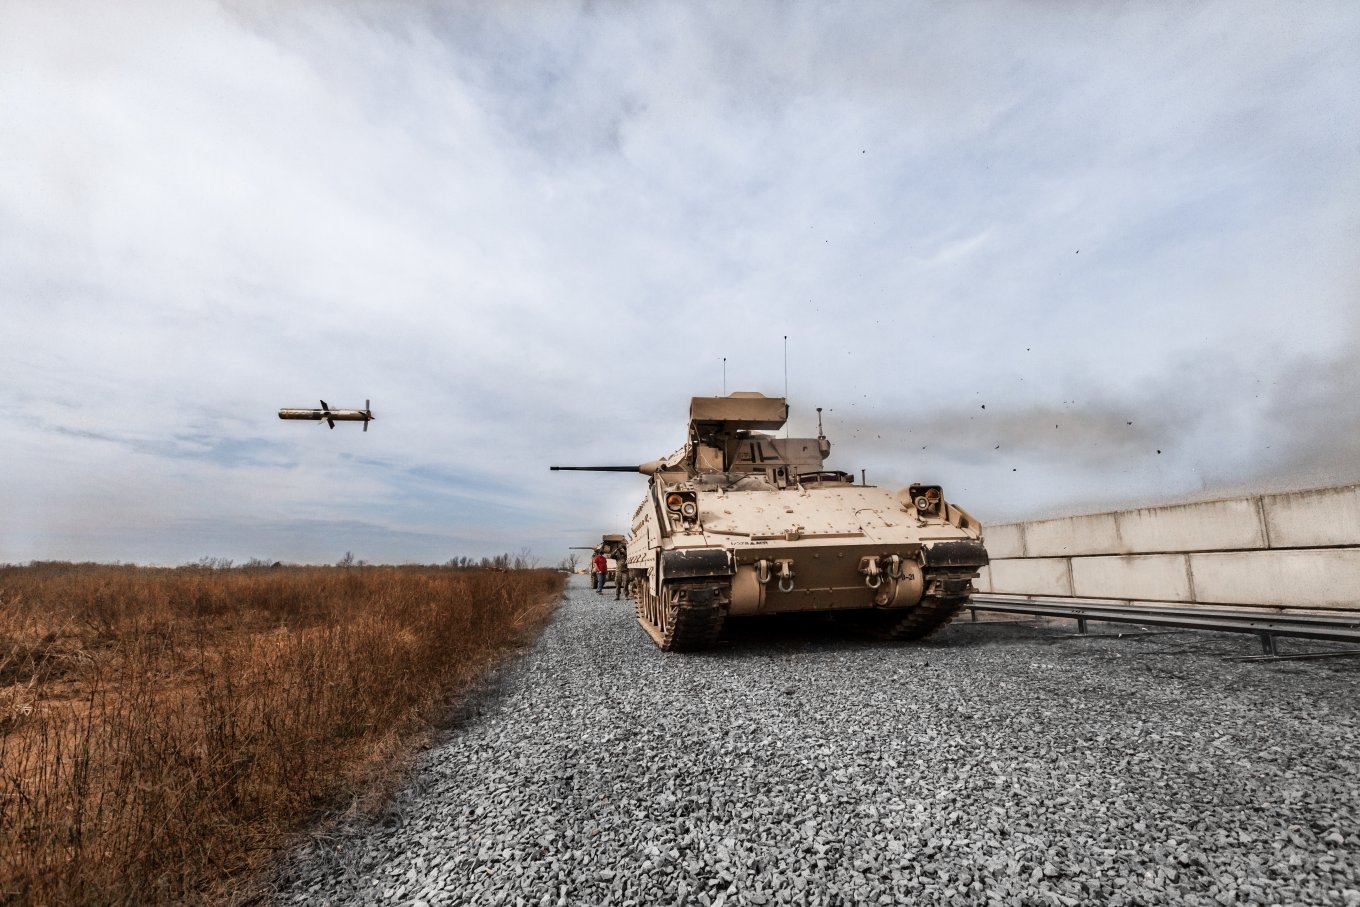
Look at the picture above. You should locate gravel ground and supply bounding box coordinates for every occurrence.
[272,576,1360,907]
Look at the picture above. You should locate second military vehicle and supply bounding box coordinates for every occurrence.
[553,392,988,651]
[571,534,628,593]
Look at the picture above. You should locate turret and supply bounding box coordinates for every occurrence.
[551,392,843,488]
[685,392,830,484]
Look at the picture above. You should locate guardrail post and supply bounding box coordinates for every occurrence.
[1259,633,1277,656]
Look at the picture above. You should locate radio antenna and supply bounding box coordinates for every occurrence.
[722,357,727,395]
[783,336,788,400]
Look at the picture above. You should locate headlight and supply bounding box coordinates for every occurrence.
[908,484,943,516]
[666,493,684,511]
[680,501,698,518]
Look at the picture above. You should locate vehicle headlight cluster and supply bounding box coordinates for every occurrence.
[909,484,943,516]
[665,490,699,522]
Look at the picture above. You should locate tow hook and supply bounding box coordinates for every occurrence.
[859,556,882,589]
[775,559,795,593]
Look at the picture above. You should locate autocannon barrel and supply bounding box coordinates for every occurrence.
[550,466,643,472]
[551,459,665,475]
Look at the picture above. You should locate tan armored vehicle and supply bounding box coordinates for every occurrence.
[571,535,628,592]
[553,392,988,651]
[597,533,627,565]
[601,534,630,599]
[600,534,629,595]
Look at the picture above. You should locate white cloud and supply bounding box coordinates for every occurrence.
[2,0,1358,563]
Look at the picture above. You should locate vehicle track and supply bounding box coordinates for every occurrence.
[274,576,1360,907]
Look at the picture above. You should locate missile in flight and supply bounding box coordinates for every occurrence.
[278,399,375,431]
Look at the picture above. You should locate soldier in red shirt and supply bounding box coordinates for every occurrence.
[591,551,608,594]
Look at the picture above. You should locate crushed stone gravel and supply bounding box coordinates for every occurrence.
[272,576,1360,906]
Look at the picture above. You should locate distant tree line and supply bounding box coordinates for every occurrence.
[5,550,551,571]
[191,550,545,570]
[442,548,540,570]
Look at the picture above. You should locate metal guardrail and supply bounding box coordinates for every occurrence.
[968,595,1360,657]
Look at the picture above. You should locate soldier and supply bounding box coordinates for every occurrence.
[613,543,628,600]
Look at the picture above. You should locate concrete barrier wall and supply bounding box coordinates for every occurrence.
[977,483,1360,613]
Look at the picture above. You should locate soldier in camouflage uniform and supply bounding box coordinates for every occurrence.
[613,541,628,600]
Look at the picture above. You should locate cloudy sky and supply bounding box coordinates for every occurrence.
[2,1,1357,565]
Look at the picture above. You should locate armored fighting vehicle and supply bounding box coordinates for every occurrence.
[571,534,628,590]
[599,533,629,594]
[553,392,988,651]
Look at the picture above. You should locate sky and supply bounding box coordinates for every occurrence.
[2,0,1358,566]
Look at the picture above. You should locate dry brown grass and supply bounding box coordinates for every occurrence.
[0,562,564,906]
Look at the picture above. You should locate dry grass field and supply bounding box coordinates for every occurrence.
[0,562,564,906]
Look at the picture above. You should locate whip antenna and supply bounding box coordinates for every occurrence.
[722,357,727,395]
[783,335,789,438]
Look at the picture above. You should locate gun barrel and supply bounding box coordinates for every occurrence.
[549,466,642,472]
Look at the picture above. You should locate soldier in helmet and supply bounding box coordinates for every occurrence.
[613,542,628,600]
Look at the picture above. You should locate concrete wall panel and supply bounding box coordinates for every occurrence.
[979,484,1360,613]
[1023,513,1121,557]
[987,558,1072,597]
[985,524,1026,559]
[1115,498,1266,553]
[1262,485,1360,549]
[1189,549,1360,610]
[975,564,993,594]
[1070,555,1192,602]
